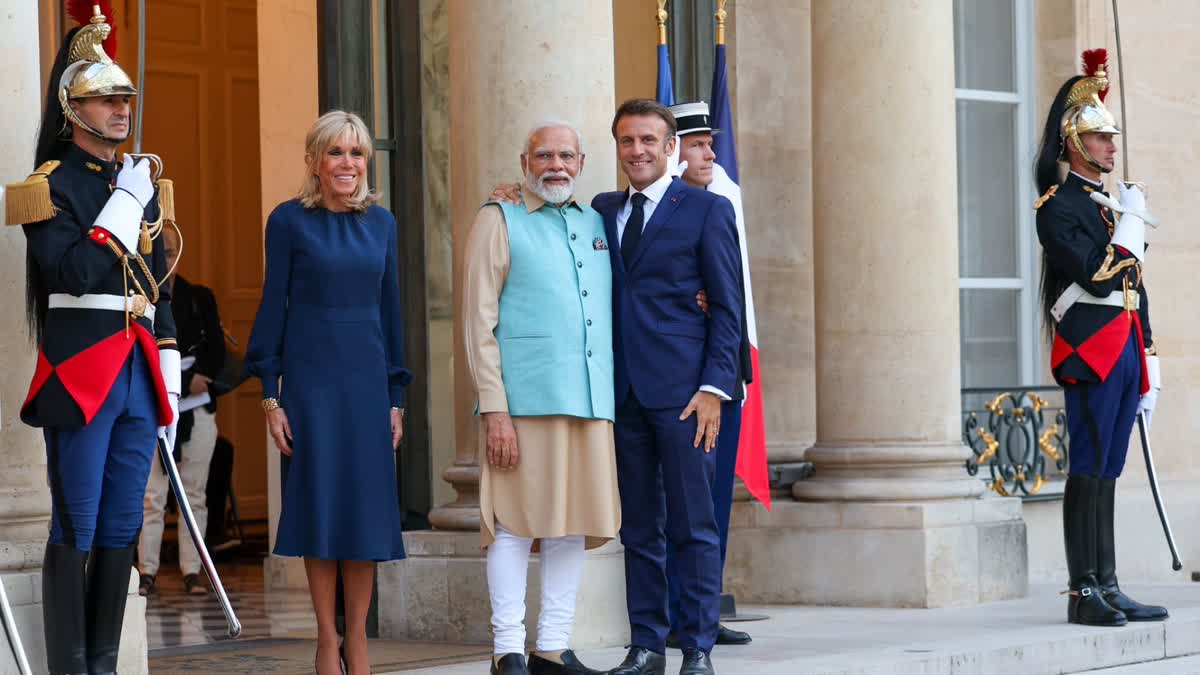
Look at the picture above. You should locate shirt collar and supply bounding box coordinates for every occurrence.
[629,172,674,205]
[522,189,580,213]
[1069,170,1104,189]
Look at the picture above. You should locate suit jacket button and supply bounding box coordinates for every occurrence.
[577,261,583,268]
[587,350,592,357]
[582,290,588,297]
[570,233,577,240]
[586,319,592,326]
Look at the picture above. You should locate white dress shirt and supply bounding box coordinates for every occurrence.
[616,171,730,401]
[616,171,674,245]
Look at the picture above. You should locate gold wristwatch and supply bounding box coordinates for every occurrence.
[262,398,281,412]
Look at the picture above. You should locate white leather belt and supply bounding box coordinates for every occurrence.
[1050,283,1139,322]
[48,293,156,323]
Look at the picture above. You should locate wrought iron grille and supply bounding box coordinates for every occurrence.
[962,386,1069,498]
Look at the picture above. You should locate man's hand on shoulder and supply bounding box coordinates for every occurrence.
[489,183,522,205]
[680,391,721,453]
[483,411,520,470]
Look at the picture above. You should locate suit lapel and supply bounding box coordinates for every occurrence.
[628,178,686,272]
[601,192,626,277]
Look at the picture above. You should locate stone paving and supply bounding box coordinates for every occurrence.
[391,583,1200,675]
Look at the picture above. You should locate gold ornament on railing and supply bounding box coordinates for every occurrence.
[974,428,999,465]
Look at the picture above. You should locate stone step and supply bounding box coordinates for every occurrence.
[1091,655,1200,674]
[393,584,1200,675]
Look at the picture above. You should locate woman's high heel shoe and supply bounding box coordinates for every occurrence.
[314,643,348,675]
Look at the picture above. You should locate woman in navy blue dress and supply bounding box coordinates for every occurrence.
[246,110,410,675]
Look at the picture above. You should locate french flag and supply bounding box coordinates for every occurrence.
[708,42,771,509]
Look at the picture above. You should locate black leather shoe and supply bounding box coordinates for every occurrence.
[679,648,715,675]
[1096,478,1168,621]
[607,646,666,675]
[528,650,601,674]
[43,543,89,675]
[670,625,751,649]
[715,624,750,646]
[85,545,138,674]
[492,653,530,675]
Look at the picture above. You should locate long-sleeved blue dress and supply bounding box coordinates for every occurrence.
[246,199,411,561]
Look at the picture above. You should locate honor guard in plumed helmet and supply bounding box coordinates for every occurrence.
[58,3,139,143]
[1058,49,1121,176]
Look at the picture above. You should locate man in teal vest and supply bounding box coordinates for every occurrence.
[463,121,622,675]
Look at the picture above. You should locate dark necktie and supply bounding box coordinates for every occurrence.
[622,192,648,271]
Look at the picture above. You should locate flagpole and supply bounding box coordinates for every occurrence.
[656,0,668,45]
[716,0,727,46]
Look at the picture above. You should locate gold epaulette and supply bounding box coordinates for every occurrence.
[157,177,176,224]
[1033,185,1058,210]
[4,160,61,225]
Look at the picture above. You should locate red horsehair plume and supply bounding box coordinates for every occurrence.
[66,0,118,60]
[1081,48,1110,102]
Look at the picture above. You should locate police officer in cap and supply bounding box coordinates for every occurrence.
[1034,49,1166,627]
[4,5,181,672]
[663,101,752,649]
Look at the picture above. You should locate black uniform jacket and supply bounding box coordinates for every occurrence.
[1036,172,1151,392]
[20,144,178,429]
[172,274,225,443]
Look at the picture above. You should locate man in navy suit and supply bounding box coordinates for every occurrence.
[595,99,743,675]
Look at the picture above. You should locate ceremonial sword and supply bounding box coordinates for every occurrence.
[0,575,32,675]
[1136,413,1183,571]
[157,434,242,637]
[1110,0,1181,571]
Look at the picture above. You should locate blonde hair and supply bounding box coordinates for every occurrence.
[298,110,377,212]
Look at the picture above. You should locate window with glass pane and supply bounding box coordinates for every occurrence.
[953,0,1036,388]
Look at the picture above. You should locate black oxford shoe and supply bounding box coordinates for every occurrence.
[528,649,602,674]
[715,624,750,646]
[492,653,530,675]
[679,648,715,675]
[607,646,666,675]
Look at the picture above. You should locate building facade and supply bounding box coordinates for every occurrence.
[2,0,1199,662]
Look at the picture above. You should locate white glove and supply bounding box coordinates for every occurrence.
[117,154,155,206]
[1139,354,1161,428]
[1109,182,1147,262]
[94,155,154,254]
[158,349,182,451]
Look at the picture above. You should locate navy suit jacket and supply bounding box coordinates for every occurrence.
[592,178,744,410]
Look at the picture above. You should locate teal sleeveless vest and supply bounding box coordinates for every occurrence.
[490,200,614,421]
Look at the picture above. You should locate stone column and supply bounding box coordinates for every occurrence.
[730,0,817,474]
[0,5,54,674]
[428,0,619,530]
[724,0,1026,609]
[380,1,628,648]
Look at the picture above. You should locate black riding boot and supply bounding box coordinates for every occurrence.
[85,545,138,674]
[1063,475,1126,626]
[1097,478,1168,621]
[43,543,89,674]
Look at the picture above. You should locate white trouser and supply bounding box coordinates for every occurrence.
[486,523,586,655]
[140,407,218,576]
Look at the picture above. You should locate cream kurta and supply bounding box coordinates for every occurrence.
[463,194,621,549]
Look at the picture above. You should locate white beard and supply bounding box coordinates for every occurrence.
[526,171,575,205]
